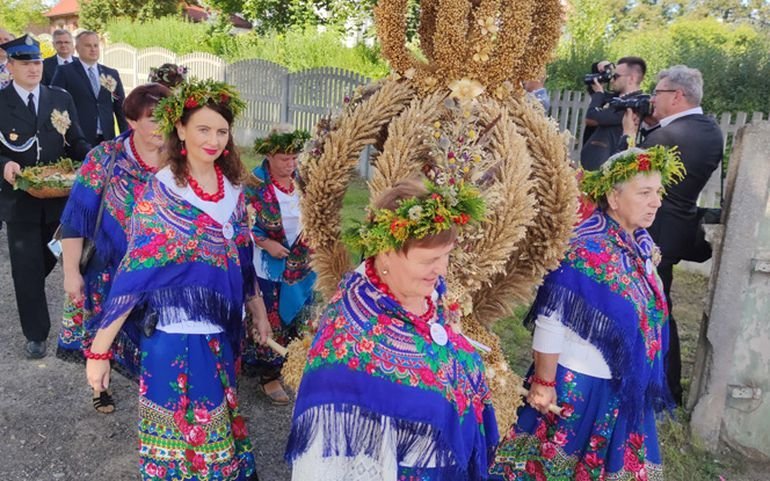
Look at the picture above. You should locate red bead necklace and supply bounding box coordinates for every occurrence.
[129,133,157,173]
[272,177,294,195]
[365,257,436,325]
[187,164,225,202]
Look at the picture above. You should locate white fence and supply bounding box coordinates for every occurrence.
[103,44,767,207]
[102,44,369,146]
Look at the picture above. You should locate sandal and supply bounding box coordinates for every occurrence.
[92,389,115,414]
[259,379,290,406]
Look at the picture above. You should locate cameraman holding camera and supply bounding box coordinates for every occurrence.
[580,57,647,170]
[621,65,723,406]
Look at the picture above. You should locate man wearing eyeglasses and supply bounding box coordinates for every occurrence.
[581,56,647,170]
[42,29,76,86]
[621,65,723,406]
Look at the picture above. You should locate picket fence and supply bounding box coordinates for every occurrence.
[104,45,767,208]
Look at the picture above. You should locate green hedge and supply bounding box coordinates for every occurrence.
[104,17,388,78]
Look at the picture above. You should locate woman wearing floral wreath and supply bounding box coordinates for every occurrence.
[85,79,270,481]
[489,146,685,481]
[242,124,314,405]
[286,178,499,481]
[57,83,172,414]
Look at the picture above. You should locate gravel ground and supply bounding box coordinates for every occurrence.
[0,233,293,481]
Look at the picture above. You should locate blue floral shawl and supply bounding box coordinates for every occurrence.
[60,131,154,310]
[286,271,499,480]
[98,172,256,353]
[525,209,672,421]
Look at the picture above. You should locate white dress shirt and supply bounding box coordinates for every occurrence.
[12,82,40,114]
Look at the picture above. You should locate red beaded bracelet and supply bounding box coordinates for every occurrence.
[83,348,113,361]
[531,375,557,388]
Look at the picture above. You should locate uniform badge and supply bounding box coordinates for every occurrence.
[9,132,18,141]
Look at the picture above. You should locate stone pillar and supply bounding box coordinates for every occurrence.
[689,121,770,458]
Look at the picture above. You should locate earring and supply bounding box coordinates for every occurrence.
[223,148,230,157]
[381,268,389,275]
[180,141,187,156]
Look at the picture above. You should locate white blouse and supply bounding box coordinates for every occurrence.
[253,186,302,279]
[532,313,612,379]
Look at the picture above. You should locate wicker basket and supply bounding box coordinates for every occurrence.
[15,164,78,199]
[24,185,73,199]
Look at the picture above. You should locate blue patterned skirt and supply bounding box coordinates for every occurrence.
[137,331,257,481]
[489,365,663,481]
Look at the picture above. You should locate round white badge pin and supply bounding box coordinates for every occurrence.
[222,222,235,240]
[430,323,448,346]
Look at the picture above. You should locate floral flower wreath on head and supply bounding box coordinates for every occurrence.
[148,63,188,88]
[344,179,486,257]
[254,128,311,155]
[581,145,686,203]
[153,79,246,136]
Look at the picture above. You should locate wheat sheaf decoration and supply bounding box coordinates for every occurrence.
[285,0,579,433]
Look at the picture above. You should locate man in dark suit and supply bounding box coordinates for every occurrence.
[622,65,724,405]
[0,35,90,359]
[42,29,76,86]
[51,30,128,145]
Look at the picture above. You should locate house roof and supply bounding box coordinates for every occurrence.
[184,5,252,29]
[45,0,79,18]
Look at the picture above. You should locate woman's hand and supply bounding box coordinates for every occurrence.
[527,382,557,415]
[63,270,85,303]
[248,295,271,345]
[262,239,290,259]
[86,358,111,392]
[251,312,271,345]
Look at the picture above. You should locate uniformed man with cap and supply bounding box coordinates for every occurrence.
[0,34,90,359]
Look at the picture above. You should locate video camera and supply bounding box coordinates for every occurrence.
[608,94,653,117]
[583,63,615,87]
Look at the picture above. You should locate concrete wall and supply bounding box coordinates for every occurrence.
[690,121,770,460]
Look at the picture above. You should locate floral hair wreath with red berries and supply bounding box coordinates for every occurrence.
[580,145,686,203]
[344,179,486,257]
[153,79,246,137]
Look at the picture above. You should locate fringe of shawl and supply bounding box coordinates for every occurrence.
[286,403,486,481]
[100,285,245,356]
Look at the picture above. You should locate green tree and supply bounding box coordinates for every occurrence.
[204,0,382,35]
[80,0,180,31]
[0,0,47,34]
[547,0,617,89]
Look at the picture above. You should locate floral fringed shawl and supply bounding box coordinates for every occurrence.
[286,270,499,480]
[245,160,316,325]
[98,167,256,354]
[524,209,672,420]
[60,131,155,309]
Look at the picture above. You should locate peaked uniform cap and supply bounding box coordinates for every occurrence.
[0,34,43,61]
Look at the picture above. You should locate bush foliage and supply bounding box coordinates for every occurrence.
[104,17,388,78]
[548,15,770,114]
[104,14,768,115]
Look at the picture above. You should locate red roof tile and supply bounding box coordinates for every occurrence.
[45,0,80,17]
